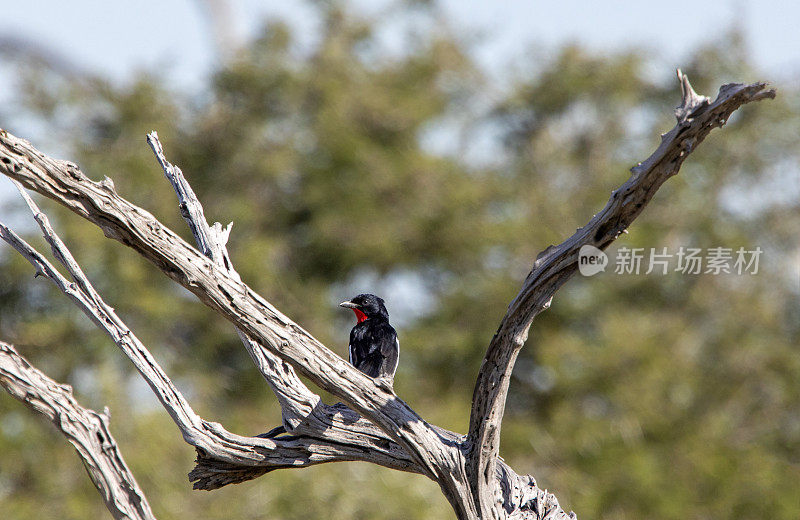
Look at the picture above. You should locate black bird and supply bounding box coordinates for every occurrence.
[339,293,399,385]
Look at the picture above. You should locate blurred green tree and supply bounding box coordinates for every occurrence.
[0,3,797,519]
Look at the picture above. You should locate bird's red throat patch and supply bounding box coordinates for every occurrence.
[352,309,368,323]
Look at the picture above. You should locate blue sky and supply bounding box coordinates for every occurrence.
[1,0,796,90]
[1,0,795,207]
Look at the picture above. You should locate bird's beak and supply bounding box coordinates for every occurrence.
[339,301,358,309]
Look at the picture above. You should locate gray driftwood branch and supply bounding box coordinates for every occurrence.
[0,72,773,519]
[0,340,156,520]
[146,132,557,512]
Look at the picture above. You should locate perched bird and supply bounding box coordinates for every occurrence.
[339,293,399,385]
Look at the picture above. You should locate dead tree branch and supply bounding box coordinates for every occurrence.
[0,130,478,516]
[0,72,774,519]
[0,340,156,520]
[464,72,775,517]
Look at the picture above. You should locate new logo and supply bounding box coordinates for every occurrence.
[578,245,608,276]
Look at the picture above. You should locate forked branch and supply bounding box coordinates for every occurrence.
[0,71,774,520]
[145,131,424,488]
[0,127,459,495]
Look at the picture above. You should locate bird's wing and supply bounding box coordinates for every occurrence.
[387,337,399,379]
[375,323,399,379]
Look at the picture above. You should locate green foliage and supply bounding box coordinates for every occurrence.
[1,3,798,519]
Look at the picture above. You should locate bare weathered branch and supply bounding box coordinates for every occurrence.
[465,73,775,516]
[0,340,156,520]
